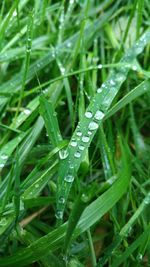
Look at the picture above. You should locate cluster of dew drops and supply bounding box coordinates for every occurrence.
[57,68,129,218]
[56,107,105,219]
[59,109,105,181]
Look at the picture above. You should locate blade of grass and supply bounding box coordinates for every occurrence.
[40,95,62,147]
[105,79,150,119]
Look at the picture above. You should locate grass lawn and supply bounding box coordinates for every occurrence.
[0,0,150,266]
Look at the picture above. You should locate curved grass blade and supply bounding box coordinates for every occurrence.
[64,193,87,252]
[105,79,150,119]
[40,95,62,147]
[0,131,27,171]
[0,1,18,46]
[14,9,34,121]
[56,30,150,222]
[0,117,44,200]
[13,149,21,224]
[22,161,58,200]
[98,124,115,180]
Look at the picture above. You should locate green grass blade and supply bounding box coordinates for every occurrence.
[22,162,57,200]
[64,193,87,252]
[40,95,62,147]
[0,131,27,171]
[105,79,150,119]
[13,149,21,224]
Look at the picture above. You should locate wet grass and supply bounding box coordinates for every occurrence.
[0,0,150,266]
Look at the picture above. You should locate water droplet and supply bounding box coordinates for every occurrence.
[98,64,102,69]
[13,10,17,17]
[110,79,115,85]
[97,88,102,93]
[23,108,31,115]
[76,131,82,137]
[59,149,69,159]
[1,154,8,160]
[81,193,89,202]
[64,174,74,182]
[135,45,143,54]
[92,57,99,63]
[88,131,92,136]
[107,175,117,185]
[144,193,150,204]
[94,110,105,120]
[116,73,126,82]
[35,184,39,188]
[82,136,90,143]
[55,210,63,219]
[37,63,41,68]
[44,88,48,94]
[59,196,65,204]
[127,226,132,236]
[88,121,99,131]
[0,163,4,168]
[69,164,74,170]
[78,145,85,151]
[70,0,74,4]
[131,65,138,71]
[52,51,55,58]
[85,111,93,118]
[137,253,143,262]
[74,151,81,158]
[70,140,77,147]
[66,42,72,48]
[60,67,65,74]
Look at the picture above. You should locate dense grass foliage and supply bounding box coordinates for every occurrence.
[0,0,150,266]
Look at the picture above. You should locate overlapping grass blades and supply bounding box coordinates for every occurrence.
[56,30,150,221]
[0,138,131,266]
[0,5,116,104]
[0,1,150,266]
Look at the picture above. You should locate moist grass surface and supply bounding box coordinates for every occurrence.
[0,0,150,266]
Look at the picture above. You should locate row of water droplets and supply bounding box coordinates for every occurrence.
[56,70,128,219]
[57,107,105,219]
[57,61,133,219]
[0,153,9,169]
